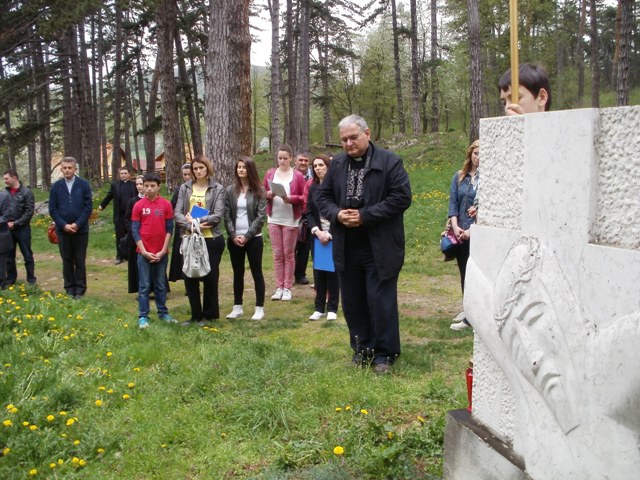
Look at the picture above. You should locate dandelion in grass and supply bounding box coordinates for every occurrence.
[133,367,141,372]
[220,432,227,439]
[59,411,67,416]
[71,457,79,465]
[335,407,342,412]
[107,389,114,394]
[66,418,75,426]
[29,424,38,431]
[106,352,113,358]
[161,444,167,448]
[2,447,10,455]
[122,394,130,400]
[417,416,425,424]
[46,415,55,422]
[57,459,64,465]
[360,409,369,415]
[127,382,135,388]
[345,405,351,411]
[79,459,86,467]
[28,468,37,476]
[98,386,106,391]
[60,433,67,438]
[333,446,345,456]
[386,431,394,440]
[49,463,57,469]
[73,440,80,445]
[22,421,29,427]
[97,448,105,454]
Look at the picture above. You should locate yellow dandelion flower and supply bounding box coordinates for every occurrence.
[133,367,140,372]
[5,404,14,410]
[22,421,29,427]
[29,424,38,431]
[220,432,227,438]
[46,415,55,422]
[66,418,75,426]
[78,459,86,466]
[95,400,103,407]
[387,431,394,440]
[161,444,167,448]
[106,352,113,357]
[122,394,130,400]
[2,447,10,455]
[107,389,114,394]
[127,382,135,388]
[71,457,79,464]
[57,459,64,465]
[98,386,106,391]
[49,463,56,469]
[335,407,342,412]
[417,416,425,424]
[345,405,351,411]
[29,468,38,476]
[73,440,80,445]
[59,411,67,416]
[360,409,369,415]
[97,448,105,454]
[48,316,55,321]
[9,407,17,414]
[333,446,345,455]
[63,336,70,341]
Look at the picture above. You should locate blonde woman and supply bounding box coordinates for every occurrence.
[449,140,479,330]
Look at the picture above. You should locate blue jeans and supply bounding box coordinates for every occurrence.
[137,253,169,318]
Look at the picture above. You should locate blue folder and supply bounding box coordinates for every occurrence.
[190,205,209,218]
[313,238,335,272]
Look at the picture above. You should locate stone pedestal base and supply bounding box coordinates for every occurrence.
[443,409,532,480]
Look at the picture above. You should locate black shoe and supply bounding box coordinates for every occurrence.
[296,277,310,285]
[114,258,123,265]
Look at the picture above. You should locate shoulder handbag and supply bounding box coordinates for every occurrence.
[180,220,211,278]
[440,219,459,261]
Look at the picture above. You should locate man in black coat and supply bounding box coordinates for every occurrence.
[98,166,137,264]
[0,189,13,289]
[317,114,412,374]
[3,169,36,286]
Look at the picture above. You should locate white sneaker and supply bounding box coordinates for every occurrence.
[453,311,466,322]
[309,311,324,320]
[281,288,292,301]
[271,288,283,300]
[226,305,244,319]
[450,320,471,331]
[251,306,265,321]
[327,312,337,321]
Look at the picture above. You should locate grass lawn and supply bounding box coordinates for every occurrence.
[0,132,473,479]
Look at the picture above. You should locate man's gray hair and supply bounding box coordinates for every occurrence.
[338,115,368,132]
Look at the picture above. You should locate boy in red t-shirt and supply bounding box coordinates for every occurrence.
[131,172,176,329]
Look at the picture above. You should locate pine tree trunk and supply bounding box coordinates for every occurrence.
[0,58,16,171]
[267,0,281,157]
[285,0,299,150]
[297,0,311,152]
[156,0,184,189]
[97,11,108,180]
[175,22,203,156]
[616,0,632,106]
[205,0,252,186]
[577,0,586,105]
[318,29,332,145]
[467,0,481,141]
[430,0,440,133]
[409,0,421,136]
[112,4,124,180]
[391,0,406,134]
[590,0,600,107]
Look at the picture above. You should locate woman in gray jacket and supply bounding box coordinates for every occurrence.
[175,155,226,325]
[224,157,267,320]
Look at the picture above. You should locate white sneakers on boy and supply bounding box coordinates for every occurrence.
[327,312,337,321]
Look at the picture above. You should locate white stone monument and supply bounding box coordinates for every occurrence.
[443,106,640,480]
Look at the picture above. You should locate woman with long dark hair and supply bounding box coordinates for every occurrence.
[224,157,267,320]
[305,154,339,321]
[174,155,225,326]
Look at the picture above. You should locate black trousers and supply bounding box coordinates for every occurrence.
[227,236,265,307]
[454,239,470,294]
[58,231,88,296]
[7,225,36,284]
[114,215,126,260]
[294,227,311,280]
[184,235,225,321]
[339,241,400,364]
[313,268,339,313]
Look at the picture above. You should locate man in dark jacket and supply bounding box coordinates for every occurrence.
[0,189,13,289]
[49,157,93,299]
[3,169,36,286]
[98,166,137,264]
[317,115,412,374]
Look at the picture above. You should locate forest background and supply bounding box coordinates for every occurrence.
[0,0,638,191]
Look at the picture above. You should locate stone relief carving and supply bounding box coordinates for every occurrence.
[466,235,640,479]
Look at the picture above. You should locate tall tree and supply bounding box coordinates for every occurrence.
[284,0,299,149]
[429,0,439,133]
[390,0,406,134]
[112,3,125,180]
[206,0,252,185]
[156,0,184,189]
[590,0,600,107]
[409,0,420,135]
[297,0,311,152]
[466,0,481,141]
[576,0,587,104]
[616,0,632,106]
[267,0,281,155]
